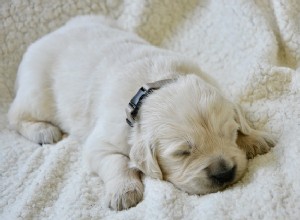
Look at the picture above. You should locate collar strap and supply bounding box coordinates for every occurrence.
[126,79,174,127]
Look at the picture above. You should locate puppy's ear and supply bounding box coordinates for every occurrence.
[129,139,163,180]
[234,105,276,159]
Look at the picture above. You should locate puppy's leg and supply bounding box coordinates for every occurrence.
[8,99,63,145]
[8,53,62,145]
[234,105,276,159]
[236,130,275,159]
[84,138,143,211]
[103,154,143,211]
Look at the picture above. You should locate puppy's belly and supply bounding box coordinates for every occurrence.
[51,66,102,139]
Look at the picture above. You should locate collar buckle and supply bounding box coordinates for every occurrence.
[125,79,174,127]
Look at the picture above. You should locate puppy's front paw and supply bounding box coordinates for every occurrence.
[106,178,144,211]
[237,130,276,159]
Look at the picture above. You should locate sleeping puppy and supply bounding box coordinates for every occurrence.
[8,15,275,210]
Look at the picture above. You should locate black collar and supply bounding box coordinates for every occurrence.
[125,79,174,127]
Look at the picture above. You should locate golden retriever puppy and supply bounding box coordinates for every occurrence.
[8,16,275,210]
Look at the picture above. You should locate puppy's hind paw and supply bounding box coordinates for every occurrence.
[19,121,63,145]
[106,178,144,211]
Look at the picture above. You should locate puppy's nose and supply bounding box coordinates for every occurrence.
[210,166,236,184]
[207,160,236,184]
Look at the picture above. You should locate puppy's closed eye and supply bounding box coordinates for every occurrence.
[173,141,193,157]
[174,150,191,157]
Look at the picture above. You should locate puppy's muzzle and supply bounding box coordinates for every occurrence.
[206,159,236,185]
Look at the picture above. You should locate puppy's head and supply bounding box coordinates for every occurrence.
[129,75,250,194]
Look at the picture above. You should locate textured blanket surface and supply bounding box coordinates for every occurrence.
[1,0,300,219]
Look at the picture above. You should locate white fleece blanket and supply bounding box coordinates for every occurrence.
[1,0,300,219]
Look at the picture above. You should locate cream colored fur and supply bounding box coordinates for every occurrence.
[8,15,275,211]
